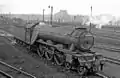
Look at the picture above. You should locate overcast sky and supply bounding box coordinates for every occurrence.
[0,0,120,16]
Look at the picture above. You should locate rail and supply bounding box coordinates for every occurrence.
[0,69,13,78]
[0,59,36,78]
[104,56,120,65]
[96,72,112,78]
[94,46,120,52]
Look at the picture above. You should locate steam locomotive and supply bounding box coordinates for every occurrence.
[6,22,105,75]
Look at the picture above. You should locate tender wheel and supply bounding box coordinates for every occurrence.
[45,47,54,61]
[37,44,45,57]
[54,52,65,66]
[77,66,87,76]
[65,62,71,70]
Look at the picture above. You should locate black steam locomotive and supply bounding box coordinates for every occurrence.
[7,22,105,75]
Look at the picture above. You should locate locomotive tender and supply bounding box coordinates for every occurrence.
[7,22,105,75]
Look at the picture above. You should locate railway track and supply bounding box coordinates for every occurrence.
[0,69,13,78]
[94,46,120,65]
[0,60,36,78]
[104,56,120,65]
[93,32,120,40]
[94,45,120,52]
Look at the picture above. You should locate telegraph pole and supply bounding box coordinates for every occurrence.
[89,6,92,32]
[91,6,92,17]
[51,6,53,25]
[48,5,53,25]
[43,9,45,22]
